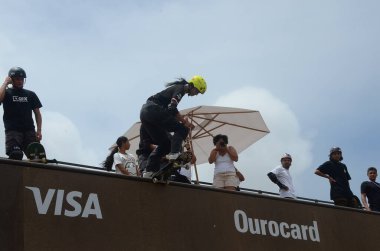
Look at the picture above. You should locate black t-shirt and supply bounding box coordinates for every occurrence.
[361,181,380,210]
[147,84,186,112]
[317,160,353,200]
[0,88,42,131]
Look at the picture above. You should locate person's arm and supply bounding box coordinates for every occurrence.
[0,77,11,102]
[267,172,289,190]
[361,193,370,211]
[115,164,130,175]
[314,169,336,183]
[226,146,238,162]
[176,114,195,130]
[208,149,218,164]
[33,108,42,141]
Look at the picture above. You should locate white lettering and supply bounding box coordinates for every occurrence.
[279,222,290,238]
[25,186,55,214]
[64,191,82,217]
[82,194,103,219]
[12,96,28,102]
[248,218,261,234]
[268,221,280,237]
[301,225,309,240]
[234,210,320,242]
[25,186,102,219]
[234,210,248,233]
[54,189,64,215]
[260,220,268,235]
[290,224,302,240]
[309,221,320,242]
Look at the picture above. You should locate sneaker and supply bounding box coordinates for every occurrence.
[166,152,181,161]
[143,171,154,178]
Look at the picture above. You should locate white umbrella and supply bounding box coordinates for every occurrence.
[111,105,270,181]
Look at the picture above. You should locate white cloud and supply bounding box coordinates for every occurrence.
[42,111,99,166]
[196,86,313,194]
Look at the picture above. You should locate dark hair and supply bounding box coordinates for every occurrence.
[102,136,128,171]
[213,134,228,145]
[165,78,188,88]
[367,167,377,173]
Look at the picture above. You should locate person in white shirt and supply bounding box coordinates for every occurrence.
[267,153,296,199]
[102,136,140,176]
[208,134,239,191]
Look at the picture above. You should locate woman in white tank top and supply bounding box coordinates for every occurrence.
[208,134,239,191]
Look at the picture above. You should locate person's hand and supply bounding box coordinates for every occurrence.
[3,77,12,86]
[327,176,336,184]
[279,183,289,191]
[187,122,195,130]
[36,131,42,141]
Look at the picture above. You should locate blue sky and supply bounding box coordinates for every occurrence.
[1,0,379,201]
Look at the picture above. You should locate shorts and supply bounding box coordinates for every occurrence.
[5,130,37,155]
[213,172,239,188]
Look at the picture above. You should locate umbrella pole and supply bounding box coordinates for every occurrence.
[188,130,199,184]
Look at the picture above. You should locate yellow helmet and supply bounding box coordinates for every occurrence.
[189,75,207,94]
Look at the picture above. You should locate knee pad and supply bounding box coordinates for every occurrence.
[9,146,23,160]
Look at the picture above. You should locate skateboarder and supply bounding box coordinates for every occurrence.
[0,67,43,160]
[140,76,206,177]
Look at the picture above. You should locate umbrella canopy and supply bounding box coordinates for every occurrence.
[111,105,270,165]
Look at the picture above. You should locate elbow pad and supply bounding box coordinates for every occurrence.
[267,172,278,183]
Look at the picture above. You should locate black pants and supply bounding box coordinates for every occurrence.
[140,101,189,172]
[333,196,360,208]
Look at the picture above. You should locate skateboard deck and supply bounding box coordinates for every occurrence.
[152,151,193,184]
[25,142,47,163]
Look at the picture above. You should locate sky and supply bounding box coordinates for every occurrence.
[0,0,379,202]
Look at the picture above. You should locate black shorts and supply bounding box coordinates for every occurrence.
[5,130,37,155]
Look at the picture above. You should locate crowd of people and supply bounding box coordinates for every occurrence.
[1,66,379,213]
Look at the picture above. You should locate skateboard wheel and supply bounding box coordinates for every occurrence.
[152,177,159,183]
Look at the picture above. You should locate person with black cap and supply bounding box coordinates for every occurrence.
[315,147,359,208]
[0,67,42,160]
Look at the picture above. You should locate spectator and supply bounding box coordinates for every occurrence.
[267,153,296,199]
[208,134,239,191]
[102,136,139,176]
[0,67,42,160]
[361,167,380,212]
[315,147,359,208]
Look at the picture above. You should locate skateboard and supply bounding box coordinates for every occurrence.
[25,142,47,163]
[152,151,193,184]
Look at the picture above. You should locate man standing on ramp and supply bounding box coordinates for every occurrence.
[0,67,43,160]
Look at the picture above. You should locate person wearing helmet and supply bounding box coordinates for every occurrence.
[267,153,296,199]
[315,147,358,208]
[140,76,206,177]
[0,67,43,160]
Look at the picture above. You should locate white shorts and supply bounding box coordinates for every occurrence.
[213,172,239,188]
